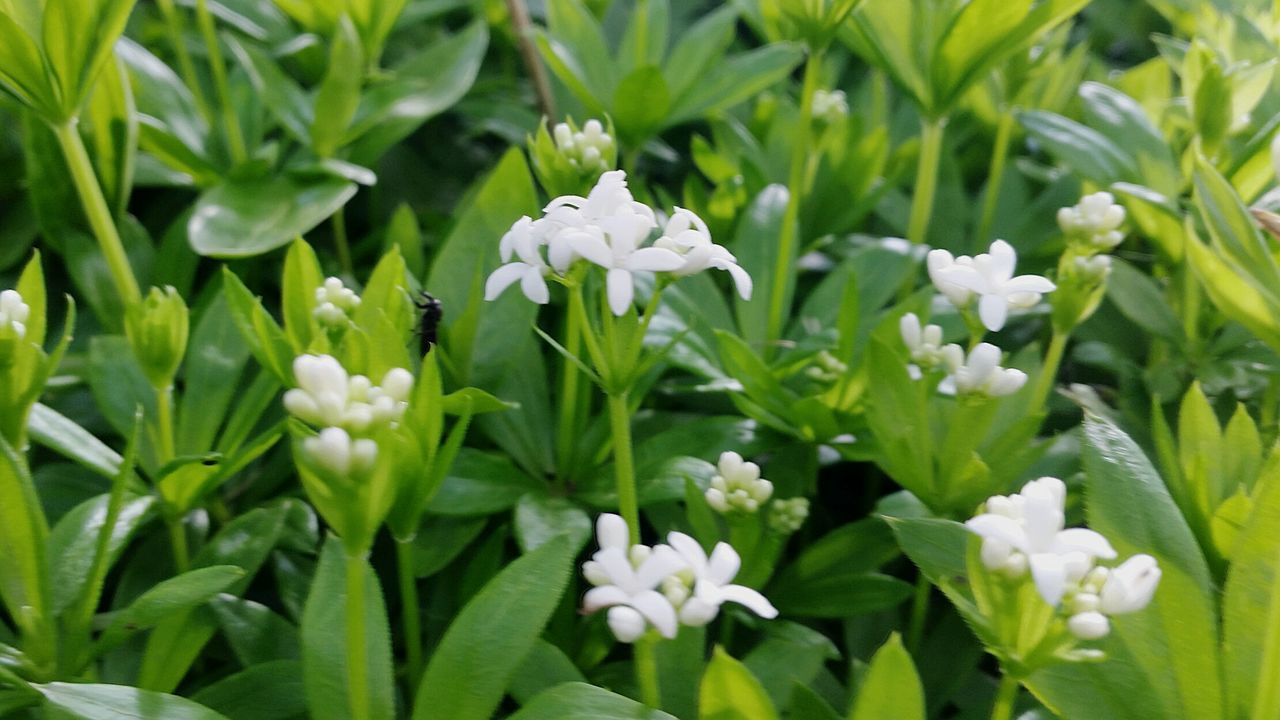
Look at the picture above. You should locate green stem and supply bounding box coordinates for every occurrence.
[395,540,423,688]
[905,572,931,654]
[556,294,586,482]
[52,121,142,309]
[765,48,822,354]
[334,205,355,278]
[345,551,372,720]
[1029,330,1068,413]
[195,0,247,164]
[634,633,662,708]
[907,116,947,246]
[67,440,131,672]
[155,385,177,462]
[168,516,190,572]
[607,391,640,544]
[989,672,1020,720]
[154,0,214,124]
[977,109,1015,244]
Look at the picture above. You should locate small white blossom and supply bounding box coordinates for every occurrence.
[665,532,778,626]
[284,355,412,433]
[900,313,946,377]
[812,89,848,124]
[313,277,361,328]
[1099,554,1161,615]
[705,451,773,514]
[485,216,554,305]
[937,342,1027,398]
[965,477,1117,606]
[581,514,684,642]
[653,208,753,300]
[1058,192,1125,250]
[301,427,378,479]
[1067,611,1111,640]
[929,240,1056,331]
[0,289,29,340]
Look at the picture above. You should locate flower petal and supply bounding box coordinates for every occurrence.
[1053,528,1117,560]
[596,513,629,551]
[987,240,1017,280]
[1004,274,1056,294]
[520,267,550,304]
[567,231,615,268]
[725,262,754,300]
[583,584,630,612]
[978,294,1009,331]
[717,584,779,619]
[631,590,679,638]
[637,544,689,588]
[626,247,686,272]
[484,263,527,301]
[706,543,742,586]
[965,514,1030,552]
[1029,552,1068,606]
[606,268,634,316]
[665,532,708,576]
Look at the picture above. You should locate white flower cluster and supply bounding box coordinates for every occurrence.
[553,119,613,174]
[900,314,1026,397]
[313,277,361,328]
[705,451,773,514]
[966,477,1160,640]
[485,171,751,316]
[583,514,777,642]
[928,240,1056,332]
[0,289,29,340]
[283,355,413,479]
[1057,192,1125,251]
[812,89,849,124]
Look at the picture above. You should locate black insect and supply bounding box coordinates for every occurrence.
[414,292,443,356]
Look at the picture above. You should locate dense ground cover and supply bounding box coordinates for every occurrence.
[0,0,1278,718]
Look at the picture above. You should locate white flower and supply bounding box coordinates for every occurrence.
[899,313,946,376]
[812,89,848,124]
[665,532,777,626]
[1099,554,1160,615]
[926,250,976,307]
[581,514,685,642]
[1057,192,1125,250]
[937,342,1027,397]
[1067,611,1110,640]
[566,224,684,316]
[653,208,753,300]
[313,277,361,328]
[705,451,773,514]
[485,216,553,304]
[284,355,412,433]
[0,289,29,340]
[965,477,1117,606]
[302,427,378,478]
[929,240,1056,331]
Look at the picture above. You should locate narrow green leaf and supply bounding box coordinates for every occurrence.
[699,646,779,720]
[848,633,924,720]
[36,682,229,720]
[509,682,676,720]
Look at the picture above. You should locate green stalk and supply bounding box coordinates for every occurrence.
[334,206,355,278]
[556,294,586,483]
[395,540,423,688]
[976,109,1015,244]
[345,551,372,720]
[989,672,1020,720]
[154,0,214,124]
[194,0,247,164]
[765,49,822,354]
[907,116,947,246]
[1029,329,1068,413]
[905,572,931,654]
[607,391,640,545]
[168,515,190,572]
[155,385,177,462]
[634,633,662,708]
[67,438,131,671]
[52,121,142,309]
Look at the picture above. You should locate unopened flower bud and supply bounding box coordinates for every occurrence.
[1099,554,1160,614]
[126,286,189,388]
[303,427,377,479]
[1067,611,1111,640]
[769,497,810,535]
[606,606,647,643]
[314,277,361,329]
[812,89,848,125]
[1058,192,1125,251]
[706,451,773,514]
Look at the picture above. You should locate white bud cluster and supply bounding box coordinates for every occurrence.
[553,119,613,174]
[937,343,1027,398]
[769,497,810,535]
[899,313,947,378]
[1072,254,1112,282]
[0,289,30,340]
[302,427,378,479]
[284,354,413,434]
[705,451,774,514]
[1057,192,1125,251]
[313,277,361,328]
[812,89,848,124]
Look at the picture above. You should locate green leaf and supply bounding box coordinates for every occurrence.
[662,6,736,101]
[613,66,670,145]
[302,536,395,720]
[280,239,325,353]
[1193,156,1280,291]
[769,571,912,618]
[177,290,252,454]
[49,493,155,616]
[222,267,297,382]
[509,683,677,720]
[508,640,587,705]
[83,53,137,217]
[35,682,229,720]
[411,536,575,720]
[699,646,779,720]
[668,43,803,125]
[1018,110,1136,184]
[311,15,364,158]
[0,13,58,117]
[0,434,51,642]
[731,185,792,350]
[189,173,357,258]
[428,449,545,516]
[743,622,839,712]
[28,403,127,481]
[1080,416,1222,720]
[1105,258,1183,343]
[225,35,313,144]
[210,596,301,666]
[513,493,591,553]
[190,660,307,720]
[848,633,924,720]
[98,566,245,649]
[545,0,615,101]
[1078,82,1177,195]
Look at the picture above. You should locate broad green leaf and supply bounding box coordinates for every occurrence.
[83,53,138,217]
[1185,225,1280,353]
[36,683,229,720]
[668,43,803,125]
[935,0,1032,112]
[177,291,252,454]
[846,2,928,110]
[508,641,587,705]
[1081,416,1221,720]
[117,38,211,163]
[545,0,615,101]
[311,15,364,158]
[210,596,301,666]
[699,646,778,720]
[662,6,736,102]
[411,536,575,720]
[848,634,924,720]
[280,239,324,353]
[189,173,357,258]
[98,566,246,649]
[770,571,911,618]
[613,66,670,144]
[731,184,791,350]
[427,449,544,516]
[190,660,306,720]
[302,536,395,720]
[1193,157,1280,291]
[743,622,839,712]
[222,267,297,382]
[0,13,58,117]
[0,435,51,645]
[1078,82,1177,196]
[225,36,312,144]
[509,683,676,720]
[49,493,155,615]
[1105,258,1182,343]
[1019,110,1136,184]
[513,493,591,553]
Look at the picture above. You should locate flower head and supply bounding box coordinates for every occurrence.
[705,451,773,514]
[929,240,1056,331]
[664,532,778,626]
[653,208,752,299]
[900,313,946,376]
[0,289,30,341]
[581,514,684,642]
[301,426,378,480]
[768,497,810,535]
[937,342,1026,398]
[812,89,848,124]
[485,216,554,305]
[552,118,613,174]
[314,277,361,328]
[1057,192,1125,251]
[284,355,412,434]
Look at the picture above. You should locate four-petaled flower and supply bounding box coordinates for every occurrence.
[664,532,778,626]
[582,514,686,642]
[937,342,1027,398]
[929,240,1056,331]
[653,208,753,299]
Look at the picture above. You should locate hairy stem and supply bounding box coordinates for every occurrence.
[607,391,639,544]
[989,672,1020,720]
[395,540,423,688]
[634,633,662,708]
[345,551,372,720]
[907,116,947,246]
[977,109,1015,243]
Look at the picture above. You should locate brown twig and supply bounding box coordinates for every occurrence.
[505,0,557,119]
